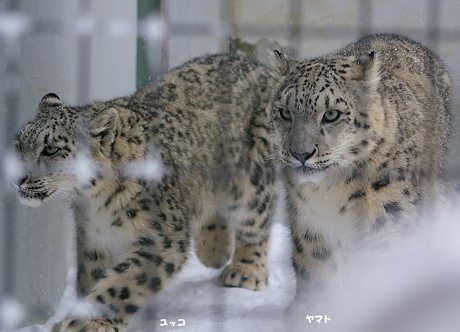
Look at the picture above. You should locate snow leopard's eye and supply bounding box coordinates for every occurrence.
[43,145,59,157]
[322,110,342,123]
[279,108,292,121]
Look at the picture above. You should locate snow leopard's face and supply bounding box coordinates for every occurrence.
[268,51,381,184]
[13,93,87,206]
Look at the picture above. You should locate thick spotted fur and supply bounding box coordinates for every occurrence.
[14,54,276,332]
[268,34,452,306]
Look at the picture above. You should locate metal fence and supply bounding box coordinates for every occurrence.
[164,0,460,175]
[1,0,460,329]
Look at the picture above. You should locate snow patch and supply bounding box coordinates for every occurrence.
[0,299,27,331]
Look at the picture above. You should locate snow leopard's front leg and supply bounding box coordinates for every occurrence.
[284,200,341,327]
[63,213,191,332]
[194,213,233,269]
[220,160,277,291]
[290,224,340,303]
[74,206,114,297]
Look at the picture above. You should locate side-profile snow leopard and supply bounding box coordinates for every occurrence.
[14,54,276,332]
[268,34,452,306]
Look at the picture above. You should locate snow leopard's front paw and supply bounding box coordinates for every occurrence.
[195,214,233,269]
[220,261,268,291]
[62,317,125,332]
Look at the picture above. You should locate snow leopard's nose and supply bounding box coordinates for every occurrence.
[290,148,316,164]
[16,174,30,187]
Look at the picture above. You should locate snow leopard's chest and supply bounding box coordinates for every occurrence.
[76,193,139,257]
[291,182,368,242]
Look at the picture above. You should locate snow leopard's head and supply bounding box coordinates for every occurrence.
[12,94,85,206]
[268,50,383,184]
[13,93,118,206]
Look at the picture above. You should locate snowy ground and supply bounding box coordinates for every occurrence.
[130,222,295,332]
[6,223,296,332]
[4,212,460,332]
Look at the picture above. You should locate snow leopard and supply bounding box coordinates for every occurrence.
[268,34,452,312]
[14,54,276,332]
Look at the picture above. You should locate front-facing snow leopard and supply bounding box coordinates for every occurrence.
[268,34,452,310]
[14,54,276,332]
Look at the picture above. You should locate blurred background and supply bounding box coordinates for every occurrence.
[0,0,459,329]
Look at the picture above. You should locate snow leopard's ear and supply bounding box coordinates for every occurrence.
[346,51,377,80]
[346,51,380,102]
[38,93,62,114]
[90,106,119,158]
[269,50,290,79]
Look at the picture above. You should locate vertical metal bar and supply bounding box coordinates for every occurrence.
[1,0,19,302]
[77,0,92,105]
[219,0,234,53]
[6,0,19,11]
[0,10,29,302]
[160,0,169,72]
[137,0,159,88]
[427,0,440,51]
[358,0,372,38]
[77,39,91,105]
[147,1,164,83]
[2,38,20,299]
[155,0,166,78]
[289,0,302,51]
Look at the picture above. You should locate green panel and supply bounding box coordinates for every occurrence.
[137,0,161,90]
